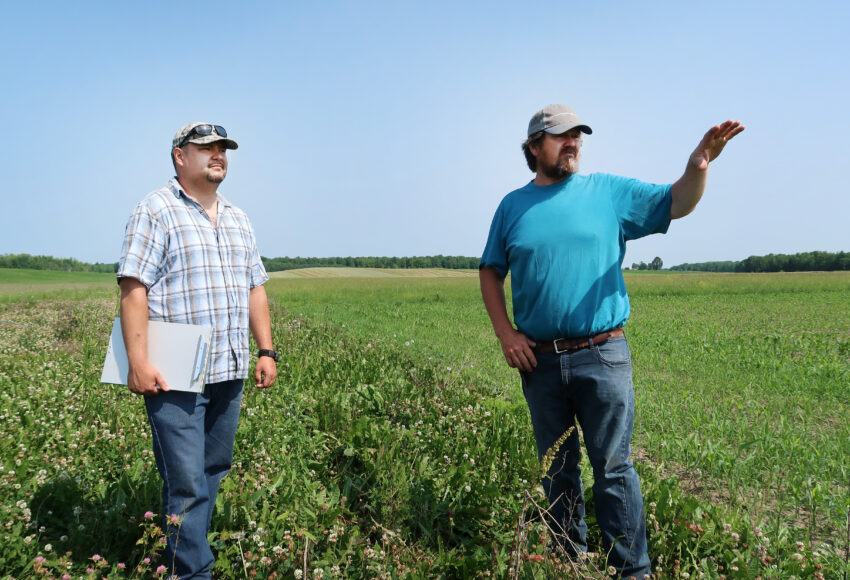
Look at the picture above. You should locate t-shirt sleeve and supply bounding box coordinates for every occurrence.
[247,221,269,288]
[608,175,672,241]
[116,202,166,288]
[479,202,509,277]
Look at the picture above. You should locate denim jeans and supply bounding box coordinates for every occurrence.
[520,337,650,579]
[145,379,244,580]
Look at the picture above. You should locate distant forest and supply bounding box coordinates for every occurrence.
[1,251,847,274]
[669,251,849,273]
[0,253,479,273]
[0,254,119,273]
[261,255,479,271]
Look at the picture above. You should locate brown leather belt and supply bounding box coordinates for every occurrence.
[535,328,624,353]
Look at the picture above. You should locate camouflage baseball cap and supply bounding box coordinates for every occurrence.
[527,105,592,137]
[172,123,239,150]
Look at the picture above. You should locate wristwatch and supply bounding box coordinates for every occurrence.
[258,349,279,361]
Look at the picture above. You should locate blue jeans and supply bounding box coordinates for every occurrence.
[520,337,650,579]
[145,379,244,580]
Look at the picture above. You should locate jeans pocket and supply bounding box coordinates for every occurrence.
[593,337,631,366]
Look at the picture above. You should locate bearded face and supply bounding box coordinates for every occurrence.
[533,130,582,181]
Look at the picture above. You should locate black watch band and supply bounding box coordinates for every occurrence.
[258,349,278,361]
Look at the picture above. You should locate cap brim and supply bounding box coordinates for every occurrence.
[544,122,592,135]
[184,135,239,149]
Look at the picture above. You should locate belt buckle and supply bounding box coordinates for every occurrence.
[553,338,568,354]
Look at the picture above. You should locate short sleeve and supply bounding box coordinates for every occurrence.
[608,176,672,241]
[247,222,269,288]
[479,202,509,277]
[116,202,167,288]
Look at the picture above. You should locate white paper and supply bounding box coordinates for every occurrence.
[101,318,214,393]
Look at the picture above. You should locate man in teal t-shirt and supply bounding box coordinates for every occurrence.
[480,104,743,579]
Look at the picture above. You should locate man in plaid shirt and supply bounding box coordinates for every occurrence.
[117,123,277,579]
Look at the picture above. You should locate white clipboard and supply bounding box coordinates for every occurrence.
[101,318,214,393]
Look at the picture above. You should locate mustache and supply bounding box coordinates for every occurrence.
[560,146,578,156]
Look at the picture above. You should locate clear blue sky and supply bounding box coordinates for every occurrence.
[1,1,847,267]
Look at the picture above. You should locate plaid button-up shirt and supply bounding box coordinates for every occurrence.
[118,179,269,384]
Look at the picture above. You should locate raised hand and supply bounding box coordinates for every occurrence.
[691,120,745,170]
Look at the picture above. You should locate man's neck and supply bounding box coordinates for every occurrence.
[533,172,573,187]
[177,177,218,209]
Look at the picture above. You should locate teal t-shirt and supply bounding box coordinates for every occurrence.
[480,173,672,340]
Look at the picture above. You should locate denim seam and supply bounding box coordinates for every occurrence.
[559,352,570,385]
[146,406,181,574]
[147,408,169,496]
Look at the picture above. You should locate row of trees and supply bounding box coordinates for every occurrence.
[734,251,850,272]
[669,251,850,273]
[667,261,737,272]
[260,255,480,271]
[3,251,847,274]
[627,257,664,271]
[0,253,481,273]
[0,254,118,273]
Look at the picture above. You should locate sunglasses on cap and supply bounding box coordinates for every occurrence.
[178,124,228,147]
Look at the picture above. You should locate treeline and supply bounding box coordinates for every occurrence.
[7,251,847,275]
[627,257,664,271]
[260,255,479,271]
[0,254,118,273]
[0,253,479,273]
[670,251,850,272]
[668,261,738,272]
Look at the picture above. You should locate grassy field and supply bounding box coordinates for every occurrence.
[0,268,847,578]
[0,269,115,302]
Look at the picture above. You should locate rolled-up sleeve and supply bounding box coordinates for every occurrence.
[117,203,166,288]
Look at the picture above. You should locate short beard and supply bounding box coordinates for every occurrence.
[539,158,578,181]
[204,169,226,184]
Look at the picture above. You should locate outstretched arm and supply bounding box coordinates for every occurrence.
[670,120,745,219]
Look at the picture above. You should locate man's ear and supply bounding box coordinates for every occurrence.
[173,147,185,168]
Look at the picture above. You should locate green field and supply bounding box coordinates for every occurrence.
[0,268,848,578]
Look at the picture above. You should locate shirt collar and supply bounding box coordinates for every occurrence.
[167,177,232,208]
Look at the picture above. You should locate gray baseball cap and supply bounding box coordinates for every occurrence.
[172,123,239,150]
[527,104,592,137]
